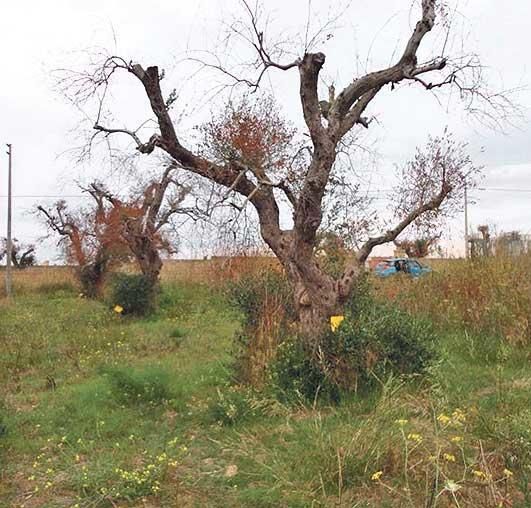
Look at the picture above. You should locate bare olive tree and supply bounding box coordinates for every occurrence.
[60,0,509,340]
[37,198,128,297]
[83,164,192,287]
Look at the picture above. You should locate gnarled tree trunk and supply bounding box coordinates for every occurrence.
[127,234,163,288]
[282,252,355,342]
[78,250,110,298]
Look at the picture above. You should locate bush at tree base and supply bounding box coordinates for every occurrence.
[229,270,438,403]
[109,273,158,316]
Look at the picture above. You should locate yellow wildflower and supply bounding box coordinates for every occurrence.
[443,453,456,462]
[113,305,124,314]
[407,433,423,443]
[450,436,463,443]
[503,468,513,478]
[371,471,383,481]
[452,408,466,423]
[330,315,345,332]
[473,470,487,479]
[395,419,408,426]
[437,413,451,425]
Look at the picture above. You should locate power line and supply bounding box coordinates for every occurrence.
[0,195,88,198]
[478,187,531,193]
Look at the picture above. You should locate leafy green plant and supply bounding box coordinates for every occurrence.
[269,278,437,403]
[206,387,285,426]
[102,365,173,407]
[110,273,157,316]
[169,326,186,347]
[269,338,341,404]
[207,387,256,426]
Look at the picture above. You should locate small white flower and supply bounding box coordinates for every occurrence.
[444,480,461,493]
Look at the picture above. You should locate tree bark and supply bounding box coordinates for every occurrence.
[78,250,109,298]
[128,235,163,288]
[284,256,349,343]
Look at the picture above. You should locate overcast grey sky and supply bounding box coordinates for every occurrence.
[1,0,530,261]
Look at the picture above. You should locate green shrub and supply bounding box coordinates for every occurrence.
[206,387,284,425]
[207,387,255,426]
[269,278,437,403]
[330,300,437,384]
[169,327,186,347]
[102,365,173,407]
[227,268,436,402]
[269,338,341,404]
[169,327,186,339]
[110,273,157,316]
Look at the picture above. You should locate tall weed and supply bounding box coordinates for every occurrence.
[376,255,531,345]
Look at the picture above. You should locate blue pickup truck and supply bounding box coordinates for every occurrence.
[373,258,431,278]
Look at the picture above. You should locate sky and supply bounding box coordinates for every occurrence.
[1,0,530,262]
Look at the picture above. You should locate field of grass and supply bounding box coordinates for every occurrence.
[1,259,531,507]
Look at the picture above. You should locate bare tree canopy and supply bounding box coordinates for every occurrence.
[83,163,192,285]
[36,197,127,297]
[58,0,505,339]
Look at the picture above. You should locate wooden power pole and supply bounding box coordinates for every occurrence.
[464,184,469,259]
[5,143,12,298]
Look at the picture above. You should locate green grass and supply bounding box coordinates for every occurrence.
[2,280,531,507]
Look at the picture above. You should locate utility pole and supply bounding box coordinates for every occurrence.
[464,184,469,259]
[5,143,12,298]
